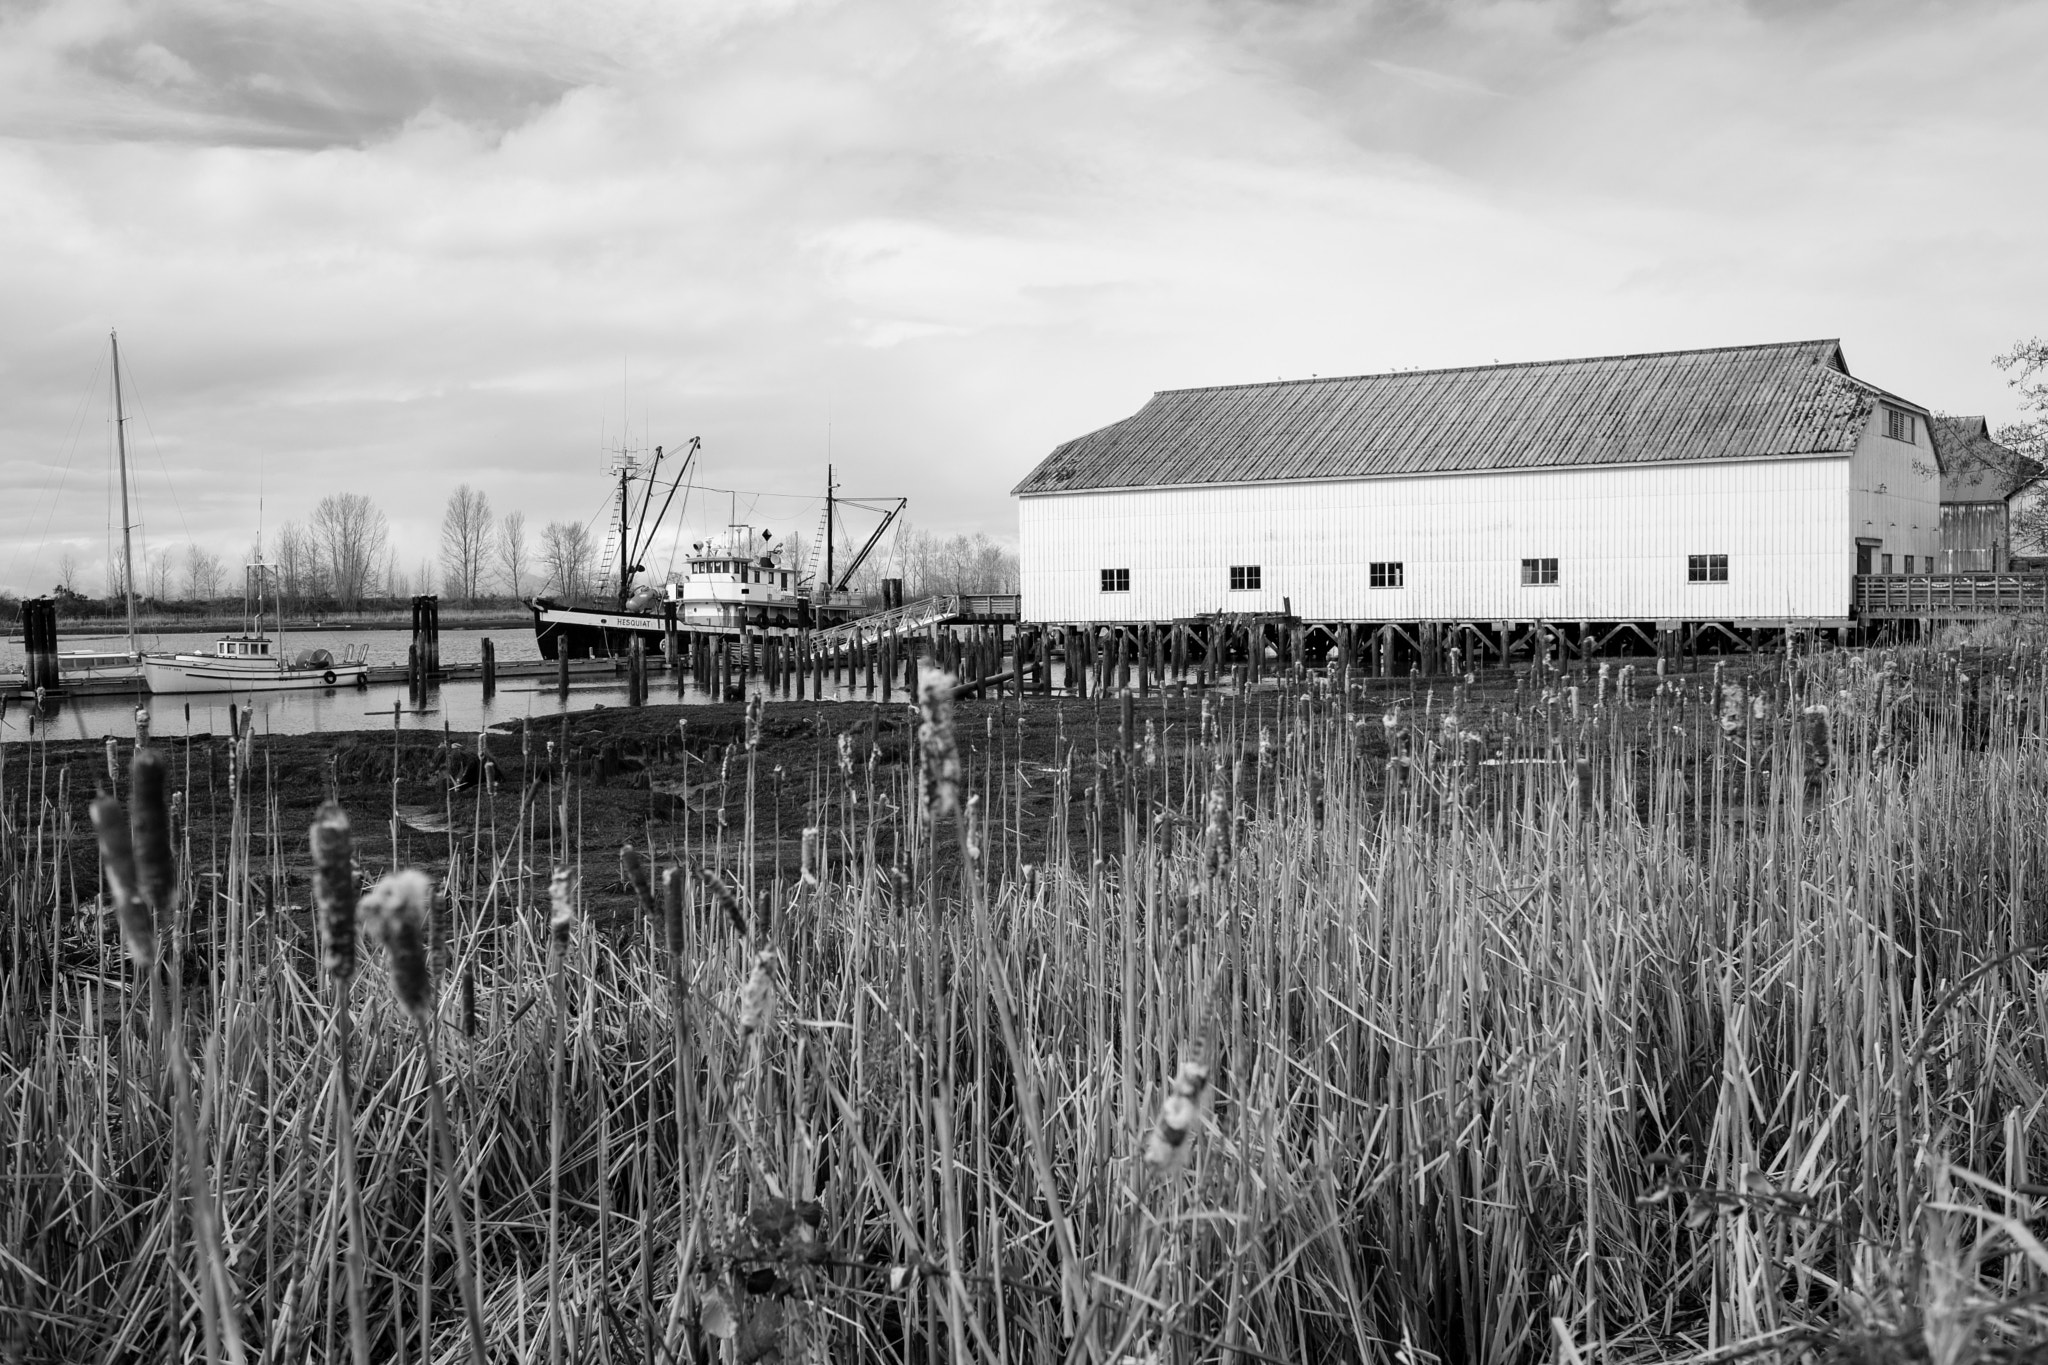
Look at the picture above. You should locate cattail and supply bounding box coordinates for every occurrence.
[90,795,154,968]
[1200,764,1230,877]
[836,731,854,778]
[363,870,436,1019]
[1802,704,1831,779]
[660,866,686,952]
[129,747,178,920]
[548,867,576,949]
[800,827,820,886]
[698,864,748,938]
[738,951,778,1036]
[310,802,358,980]
[745,693,763,751]
[1575,757,1593,810]
[1141,720,1158,769]
[917,671,962,824]
[1719,682,1746,736]
[103,735,118,788]
[620,844,655,923]
[1143,1048,1212,1175]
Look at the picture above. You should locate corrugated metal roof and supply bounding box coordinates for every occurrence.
[1014,339,1885,496]
[1935,415,2038,502]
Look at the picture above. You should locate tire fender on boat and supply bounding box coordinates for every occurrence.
[323,670,337,685]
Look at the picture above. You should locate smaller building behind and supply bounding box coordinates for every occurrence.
[1936,416,2042,572]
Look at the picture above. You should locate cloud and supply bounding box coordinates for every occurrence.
[0,0,2042,595]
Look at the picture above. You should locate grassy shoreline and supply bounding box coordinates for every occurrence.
[6,650,2048,1361]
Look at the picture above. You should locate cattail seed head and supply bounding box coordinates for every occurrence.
[698,864,748,938]
[548,867,576,949]
[738,951,778,1036]
[745,693,763,751]
[309,801,358,980]
[363,870,436,1019]
[620,844,655,921]
[128,748,179,920]
[91,794,155,968]
[800,826,820,886]
[1143,1052,1212,1174]
[660,866,686,953]
[917,671,962,825]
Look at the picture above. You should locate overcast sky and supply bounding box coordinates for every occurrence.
[2,0,2043,595]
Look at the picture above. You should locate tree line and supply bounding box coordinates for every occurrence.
[29,484,1019,614]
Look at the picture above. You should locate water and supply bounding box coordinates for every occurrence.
[0,625,798,745]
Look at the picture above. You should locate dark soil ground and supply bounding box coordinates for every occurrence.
[6,656,1793,935]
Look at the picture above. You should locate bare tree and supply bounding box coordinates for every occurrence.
[184,544,226,602]
[55,549,79,593]
[1995,340,2048,557]
[540,520,596,602]
[310,492,389,610]
[272,521,323,614]
[144,547,175,605]
[497,510,530,598]
[439,485,495,605]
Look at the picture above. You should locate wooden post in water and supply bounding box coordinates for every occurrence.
[481,637,496,700]
[629,634,645,707]
[557,650,570,701]
[663,601,679,674]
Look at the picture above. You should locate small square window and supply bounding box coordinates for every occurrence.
[1229,565,1261,590]
[1687,554,1729,583]
[1520,557,1559,586]
[1885,406,1916,443]
[1369,561,1404,588]
[1881,554,1894,574]
[1100,568,1130,593]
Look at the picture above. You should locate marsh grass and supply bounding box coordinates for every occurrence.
[5,646,2048,1361]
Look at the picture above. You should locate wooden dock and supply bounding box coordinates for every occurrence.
[1853,572,2048,620]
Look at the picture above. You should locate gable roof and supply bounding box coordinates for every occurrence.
[1935,415,2040,502]
[1014,339,1897,496]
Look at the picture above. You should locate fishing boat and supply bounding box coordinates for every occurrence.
[142,560,370,694]
[530,446,904,661]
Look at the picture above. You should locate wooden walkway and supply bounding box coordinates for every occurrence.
[1854,573,2048,620]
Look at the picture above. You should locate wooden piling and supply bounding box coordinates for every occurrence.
[481,637,496,700]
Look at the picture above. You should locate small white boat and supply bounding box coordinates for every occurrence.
[142,557,370,695]
[143,634,369,695]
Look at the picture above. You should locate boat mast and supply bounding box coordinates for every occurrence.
[823,463,834,604]
[618,454,633,609]
[110,331,138,659]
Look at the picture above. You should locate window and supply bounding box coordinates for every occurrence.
[1520,557,1559,586]
[1687,554,1729,583]
[1885,406,1916,443]
[1100,568,1130,593]
[1229,565,1261,590]
[1369,561,1404,588]
[1902,555,1915,574]
[1881,554,1894,574]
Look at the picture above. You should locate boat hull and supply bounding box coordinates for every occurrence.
[142,659,371,695]
[531,602,872,660]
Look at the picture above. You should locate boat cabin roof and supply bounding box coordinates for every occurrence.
[215,636,272,656]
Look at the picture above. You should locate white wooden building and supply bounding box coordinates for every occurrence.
[1013,340,1940,628]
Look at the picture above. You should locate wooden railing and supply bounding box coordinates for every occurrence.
[1854,573,2048,618]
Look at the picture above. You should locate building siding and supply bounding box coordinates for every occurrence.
[1019,456,1855,623]
[1850,405,1943,570]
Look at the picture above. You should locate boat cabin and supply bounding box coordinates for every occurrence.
[216,636,273,658]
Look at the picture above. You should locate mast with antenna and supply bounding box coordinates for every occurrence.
[110,331,138,659]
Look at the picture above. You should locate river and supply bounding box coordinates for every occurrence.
[0,625,802,744]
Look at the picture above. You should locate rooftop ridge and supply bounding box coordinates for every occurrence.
[1152,338,1846,397]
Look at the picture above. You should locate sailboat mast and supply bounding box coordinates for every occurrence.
[824,463,834,595]
[110,331,138,658]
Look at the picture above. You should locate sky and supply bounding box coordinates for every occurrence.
[2,0,2044,596]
